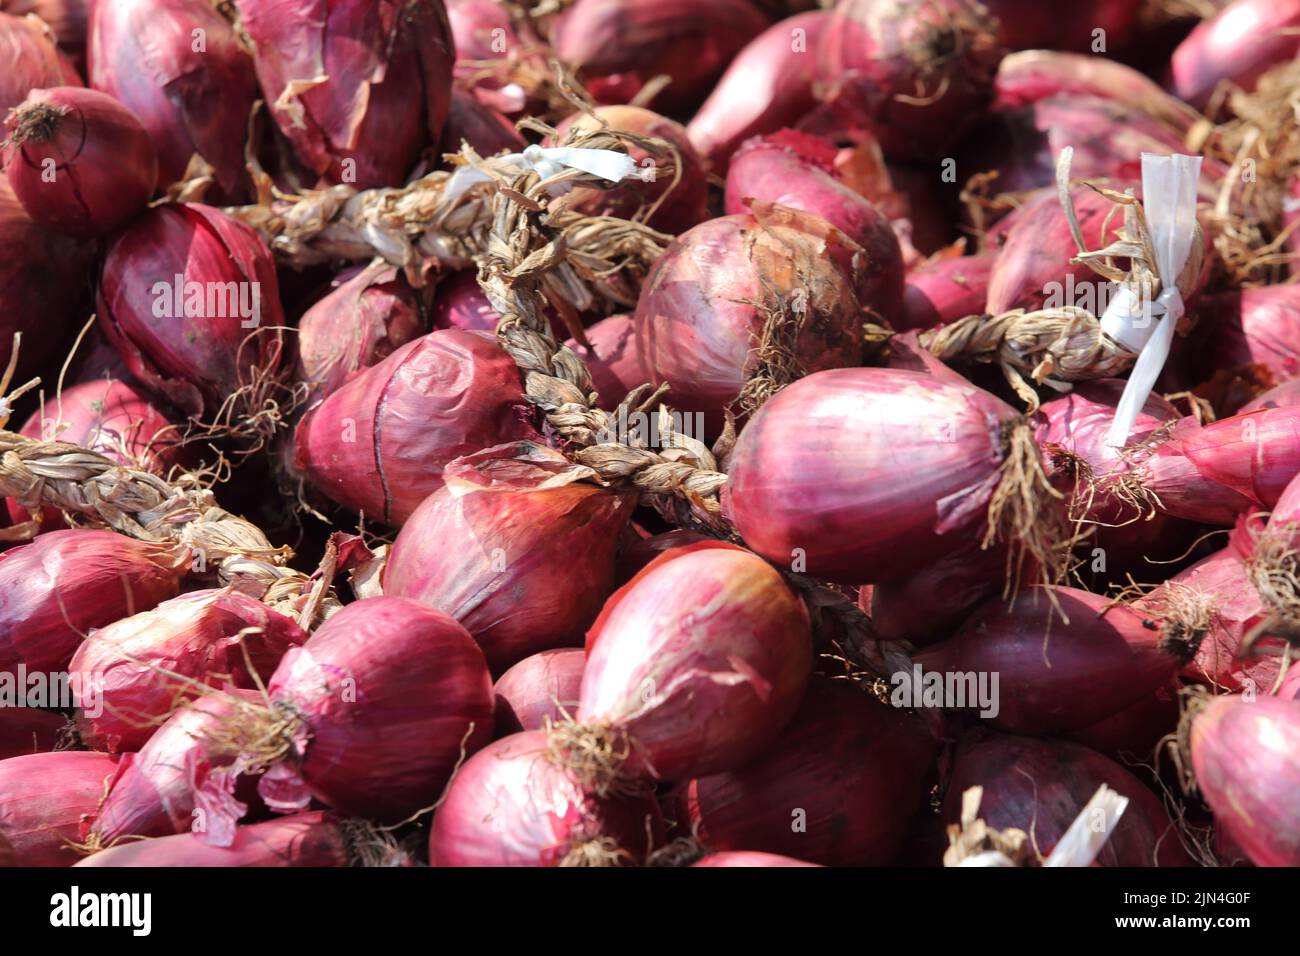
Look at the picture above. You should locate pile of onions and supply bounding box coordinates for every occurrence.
[0,10,75,115]
[6,378,183,529]
[493,648,586,735]
[384,443,634,673]
[633,205,865,429]
[944,730,1190,866]
[896,253,995,332]
[89,0,257,200]
[816,0,1004,162]
[0,751,119,866]
[78,811,375,867]
[914,587,1197,735]
[552,0,770,113]
[295,261,429,404]
[552,541,811,785]
[3,86,157,237]
[687,11,833,172]
[68,589,307,752]
[428,730,664,866]
[0,530,186,675]
[294,330,538,526]
[676,677,936,865]
[97,203,285,419]
[0,706,65,760]
[1169,0,1300,110]
[1188,695,1300,866]
[191,597,494,832]
[553,105,709,235]
[232,0,455,189]
[723,130,904,321]
[725,365,1065,586]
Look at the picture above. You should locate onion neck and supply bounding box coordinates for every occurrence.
[9,101,66,146]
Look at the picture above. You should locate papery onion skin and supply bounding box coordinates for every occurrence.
[493,648,586,736]
[6,378,182,529]
[615,528,714,584]
[68,589,306,753]
[428,730,664,866]
[868,534,1003,645]
[678,677,936,865]
[944,730,1191,866]
[724,130,904,321]
[692,851,821,867]
[0,10,75,114]
[97,203,285,419]
[1242,378,1300,413]
[430,271,500,333]
[981,0,1141,53]
[577,542,812,782]
[232,0,455,189]
[384,447,635,673]
[441,87,526,157]
[1184,287,1300,393]
[0,751,118,866]
[725,367,1019,585]
[0,1,89,63]
[1064,681,1180,764]
[296,261,428,404]
[0,707,65,760]
[1191,695,1300,866]
[0,530,186,676]
[817,0,1004,162]
[896,253,995,331]
[294,329,538,526]
[633,210,864,429]
[265,597,494,820]
[915,587,1191,735]
[1170,0,1300,110]
[76,811,351,867]
[553,106,709,235]
[687,11,832,174]
[3,86,157,237]
[553,0,770,114]
[89,0,257,200]
[565,315,645,411]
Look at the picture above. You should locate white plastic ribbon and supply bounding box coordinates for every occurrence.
[1042,785,1130,867]
[1102,152,1202,455]
[443,143,651,203]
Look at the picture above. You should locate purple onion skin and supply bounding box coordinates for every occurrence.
[441,88,525,157]
[1170,0,1300,111]
[565,315,644,411]
[0,10,77,115]
[89,0,257,200]
[493,648,586,736]
[897,253,995,332]
[726,367,1017,585]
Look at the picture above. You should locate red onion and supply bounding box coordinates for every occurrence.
[634,207,865,428]
[981,0,1141,53]
[1064,680,1180,763]
[430,271,499,333]
[68,588,307,752]
[692,851,820,867]
[493,648,586,735]
[896,253,995,332]
[1189,695,1300,866]
[565,314,644,411]
[944,730,1191,866]
[196,597,493,829]
[294,330,537,526]
[553,105,708,235]
[296,261,428,404]
[1242,378,1300,413]
[687,11,832,173]
[724,130,904,321]
[817,0,1003,162]
[1185,286,1300,393]
[77,811,362,867]
[0,169,93,379]
[994,50,1199,134]
[97,203,285,420]
[6,378,183,529]
[384,443,635,672]
[725,366,1066,586]
[915,587,1195,735]
[0,706,64,760]
[446,0,537,114]
[557,542,811,785]
[0,751,118,866]
[868,534,1003,645]
[233,0,454,189]
[441,87,525,157]
[89,0,257,200]
[615,528,714,583]
[0,10,74,114]
[553,0,770,114]
[3,86,156,237]
[677,677,936,865]
[1170,0,1300,110]
[429,729,664,866]
[85,692,262,848]
[0,530,186,676]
